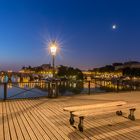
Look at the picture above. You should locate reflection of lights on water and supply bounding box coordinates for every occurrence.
[73,83,76,88]
[83,82,95,88]
[17,82,47,89]
[8,83,12,89]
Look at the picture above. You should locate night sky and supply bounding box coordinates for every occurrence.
[0,0,140,71]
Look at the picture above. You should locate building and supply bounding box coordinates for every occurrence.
[115,61,140,70]
[82,70,122,79]
[41,64,51,70]
[19,64,57,78]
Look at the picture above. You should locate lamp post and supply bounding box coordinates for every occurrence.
[49,40,58,78]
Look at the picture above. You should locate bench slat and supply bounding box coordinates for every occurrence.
[64,101,127,112]
[73,103,136,117]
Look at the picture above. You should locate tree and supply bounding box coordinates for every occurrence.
[57,65,67,77]
[28,65,32,69]
[22,66,26,70]
[57,65,83,80]
[123,67,140,77]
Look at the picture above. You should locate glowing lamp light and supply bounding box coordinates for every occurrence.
[48,40,59,78]
[49,41,58,56]
[50,45,57,55]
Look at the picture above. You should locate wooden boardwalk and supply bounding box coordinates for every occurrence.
[0,93,140,140]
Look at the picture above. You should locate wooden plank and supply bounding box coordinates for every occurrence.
[77,115,115,140]
[21,100,51,140]
[45,101,92,140]
[18,99,51,140]
[15,100,44,140]
[0,95,140,140]
[45,105,85,139]
[14,100,41,140]
[0,102,4,140]
[22,99,60,140]
[63,101,127,112]
[11,100,31,140]
[49,99,138,140]
[77,109,139,140]
[37,99,84,140]
[25,99,66,140]
[54,101,117,140]
[5,101,18,140]
[49,100,112,140]
[3,101,11,140]
[111,117,140,139]
[94,125,140,140]
[72,104,136,117]
[7,101,25,140]
[87,117,132,140]
[63,100,140,140]
[85,120,115,140]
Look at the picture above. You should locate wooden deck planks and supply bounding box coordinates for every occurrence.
[3,102,11,140]
[0,102,4,140]
[22,99,64,140]
[19,100,54,140]
[48,102,98,140]
[11,100,31,140]
[7,101,25,140]
[5,101,18,140]
[16,100,45,140]
[25,99,69,140]
[0,97,140,140]
[40,101,89,140]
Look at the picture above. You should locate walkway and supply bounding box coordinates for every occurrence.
[0,91,140,140]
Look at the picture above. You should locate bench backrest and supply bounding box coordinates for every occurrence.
[63,101,127,112]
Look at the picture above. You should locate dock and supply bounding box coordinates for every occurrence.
[0,91,140,140]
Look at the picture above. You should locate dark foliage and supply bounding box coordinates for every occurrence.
[123,68,140,77]
[57,65,83,80]
[93,65,115,72]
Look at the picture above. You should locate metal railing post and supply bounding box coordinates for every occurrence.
[56,81,59,97]
[88,81,90,94]
[4,82,7,101]
[48,82,51,97]
[116,79,119,93]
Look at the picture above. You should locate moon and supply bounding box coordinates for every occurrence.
[112,24,117,29]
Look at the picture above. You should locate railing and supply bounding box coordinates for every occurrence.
[0,79,139,100]
[92,78,140,92]
[0,82,49,100]
[0,80,99,100]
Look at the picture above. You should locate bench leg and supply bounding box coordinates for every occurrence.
[78,117,84,132]
[69,112,75,125]
[116,110,123,116]
[128,108,136,121]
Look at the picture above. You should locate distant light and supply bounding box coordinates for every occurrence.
[49,40,58,56]
[112,24,117,30]
[50,44,57,55]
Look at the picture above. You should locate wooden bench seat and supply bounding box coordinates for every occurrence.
[64,101,136,132]
[73,103,136,117]
[64,101,127,112]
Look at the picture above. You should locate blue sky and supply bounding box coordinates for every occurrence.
[0,0,140,71]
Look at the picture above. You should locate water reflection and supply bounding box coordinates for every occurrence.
[0,81,106,99]
[0,78,138,99]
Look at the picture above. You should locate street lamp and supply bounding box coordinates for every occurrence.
[49,40,58,78]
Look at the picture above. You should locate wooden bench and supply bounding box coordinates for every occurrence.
[63,101,136,132]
